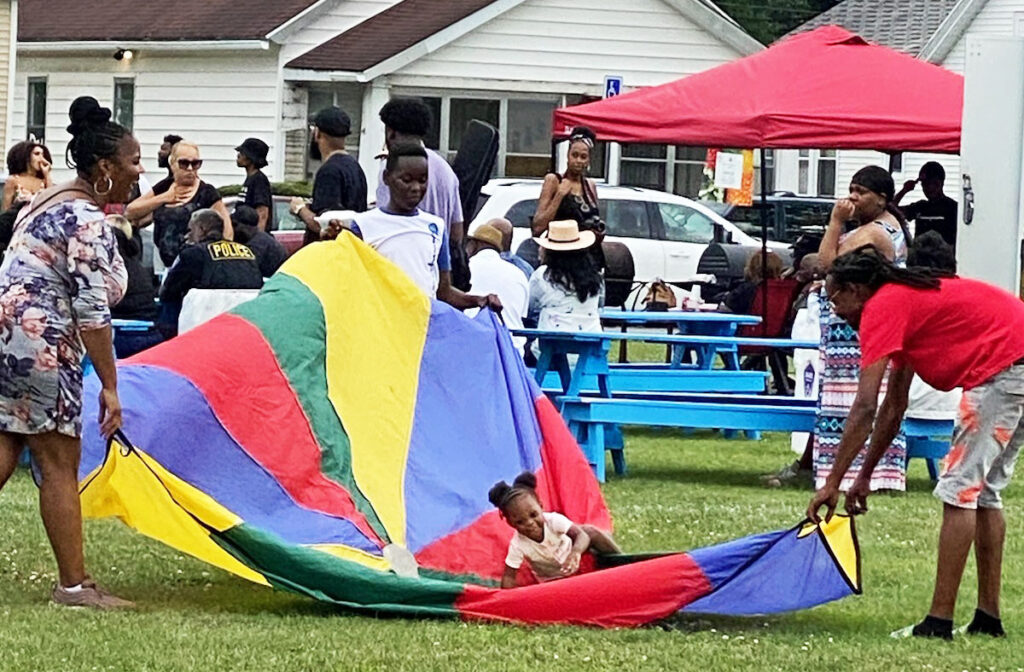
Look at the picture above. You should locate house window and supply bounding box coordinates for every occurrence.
[506,99,556,177]
[797,149,811,194]
[389,92,590,179]
[619,145,707,198]
[304,84,364,178]
[620,143,667,190]
[817,149,837,196]
[27,77,47,142]
[797,149,836,197]
[113,79,135,131]
[755,149,775,195]
[889,151,903,174]
[674,146,708,198]
[421,97,441,150]
[449,98,500,160]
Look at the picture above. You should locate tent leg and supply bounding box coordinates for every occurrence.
[759,148,768,335]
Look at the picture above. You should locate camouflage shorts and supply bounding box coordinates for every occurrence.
[934,364,1024,510]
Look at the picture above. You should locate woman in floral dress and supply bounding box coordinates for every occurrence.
[815,166,909,492]
[0,97,140,609]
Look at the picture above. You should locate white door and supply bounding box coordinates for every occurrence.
[656,201,719,280]
[602,198,666,282]
[959,35,1024,292]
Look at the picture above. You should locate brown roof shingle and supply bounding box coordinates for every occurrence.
[19,0,318,42]
[286,0,496,71]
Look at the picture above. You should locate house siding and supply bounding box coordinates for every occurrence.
[13,50,280,187]
[388,0,745,94]
[0,1,12,154]
[829,0,1024,212]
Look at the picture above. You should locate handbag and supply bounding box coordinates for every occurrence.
[641,279,677,312]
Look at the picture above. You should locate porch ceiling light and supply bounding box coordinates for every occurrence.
[113,48,134,62]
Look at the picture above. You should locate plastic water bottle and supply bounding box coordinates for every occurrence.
[803,361,816,397]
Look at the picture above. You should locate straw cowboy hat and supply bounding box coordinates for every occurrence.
[536,220,596,251]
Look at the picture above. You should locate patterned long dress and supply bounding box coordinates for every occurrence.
[813,221,907,491]
[0,198,127,438]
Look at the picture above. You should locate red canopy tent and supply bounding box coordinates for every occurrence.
[552,25,963,153]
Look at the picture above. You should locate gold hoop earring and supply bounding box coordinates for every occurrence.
[94,175,113,196]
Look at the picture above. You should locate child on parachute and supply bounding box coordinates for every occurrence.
[489,472,620,588]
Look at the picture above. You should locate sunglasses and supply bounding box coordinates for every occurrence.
[176,159,203,171]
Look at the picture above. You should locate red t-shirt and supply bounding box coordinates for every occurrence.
[860,277,1024,390]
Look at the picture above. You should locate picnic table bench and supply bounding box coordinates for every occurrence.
[517,328,818,400]
[517,328,954,482]
[534,366,769,394]
[559,391,953,482]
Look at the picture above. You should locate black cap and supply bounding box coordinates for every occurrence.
[235,137,269,169]
[231,204,260,229]
[312,106,352,138]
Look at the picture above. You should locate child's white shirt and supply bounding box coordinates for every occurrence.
[504,512,574,580]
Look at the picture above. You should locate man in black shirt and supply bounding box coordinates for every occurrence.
[894,161,958,252]
[159,209,264,334]
[231,205,287,277]
[235,137,274,231]
[290,106,367,246]
[158,134,183,178]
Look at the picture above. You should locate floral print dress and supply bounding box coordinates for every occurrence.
[0,198,127,437]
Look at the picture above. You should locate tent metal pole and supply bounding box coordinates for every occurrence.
[760,148,768,338]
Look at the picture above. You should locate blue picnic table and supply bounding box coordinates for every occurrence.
[600,309,761,368]
[516,328,817,399]
[517,328,953,482]
[515,328,818,481]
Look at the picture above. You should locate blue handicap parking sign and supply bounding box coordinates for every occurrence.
[604,76,623,98]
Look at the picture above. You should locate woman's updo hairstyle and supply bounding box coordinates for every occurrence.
[65,96,129,177]
[568,125,596,149]
[488,471,539,512]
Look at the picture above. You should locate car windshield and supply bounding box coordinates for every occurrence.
[274,201,304,231]
[722,204,772,239]
[781,202,830,242]
[504,199,539,228]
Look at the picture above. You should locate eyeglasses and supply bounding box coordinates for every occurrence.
[176,159,203,171]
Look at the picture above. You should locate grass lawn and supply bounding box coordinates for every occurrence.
[1,430,1020,672]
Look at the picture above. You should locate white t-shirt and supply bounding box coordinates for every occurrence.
[352,207,445,296]
[467,248,530,353]
[504,511,574,580]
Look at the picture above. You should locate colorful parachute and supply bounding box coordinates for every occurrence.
[79,236,860,627]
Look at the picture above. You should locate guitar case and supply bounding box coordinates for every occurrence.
[450,121,500,290]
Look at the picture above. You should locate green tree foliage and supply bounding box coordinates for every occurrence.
[715,0,843,45]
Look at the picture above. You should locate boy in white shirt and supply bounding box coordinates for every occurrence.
[327,142,500,312]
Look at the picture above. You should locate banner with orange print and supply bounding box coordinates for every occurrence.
[726,149,755,206]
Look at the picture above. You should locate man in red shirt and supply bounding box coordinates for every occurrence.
[808,245,1024,640]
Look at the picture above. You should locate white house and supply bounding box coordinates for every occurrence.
[14,0,761,193]
[780,0,1024,207]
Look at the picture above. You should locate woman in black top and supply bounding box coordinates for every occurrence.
[125,140,232,266]
[533,126,605,267]
[533,127,604,236]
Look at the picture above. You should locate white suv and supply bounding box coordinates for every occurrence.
[468,180,783,284]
